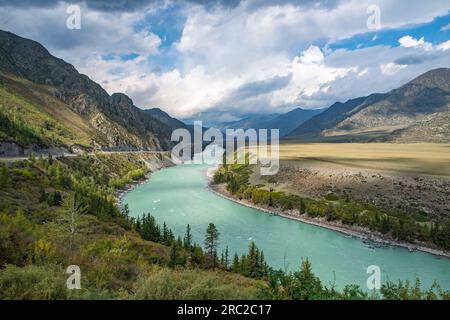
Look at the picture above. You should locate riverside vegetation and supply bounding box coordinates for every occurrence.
[0,154,449,299]
[213,161,450,251]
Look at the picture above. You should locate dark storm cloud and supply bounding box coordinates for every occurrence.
[394,53,438,66]
[224,73,292,103]
[0,0,340,11]
[0,0,156,11]
[244,0,342,10]
[0,0,241,11]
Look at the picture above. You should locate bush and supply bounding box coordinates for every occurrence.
[0,265,67,300]
[132,267,258,300]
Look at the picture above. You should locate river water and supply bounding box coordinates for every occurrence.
[123,164,450,290]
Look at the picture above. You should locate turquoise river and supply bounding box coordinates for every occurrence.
[124,164,450,290]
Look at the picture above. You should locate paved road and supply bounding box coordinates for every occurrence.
[0,150,169,163]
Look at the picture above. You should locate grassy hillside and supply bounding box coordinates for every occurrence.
[0,30,175,151]
[0,73,169,154]
[0,153,261,299]
[0,74,94,149]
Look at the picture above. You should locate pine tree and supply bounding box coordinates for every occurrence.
[184,224,193,249]
[204,223,220,269]
[0,165,11,189]
[191,243,205,267]
[169,242,179,268]
[162,222,169,244]
[231,253,240,273]
[224,246,229,270]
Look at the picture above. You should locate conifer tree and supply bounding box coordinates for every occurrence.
[184,224,193,249]
[204,223,220,269]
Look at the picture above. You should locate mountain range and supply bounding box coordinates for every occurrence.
[0,29,449,157]
[0,29,174,155]
[216,108,322,137]
[286,68,450,142]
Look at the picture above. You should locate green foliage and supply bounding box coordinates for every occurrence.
[214,161,450,250]
[230,242,269,280]
[204,223,220,269]
[2,153,449,300]
[0,85,83,148]
[430,221,450,250]
[132,267,258,300]
[0,211,36,266]
[47,191,62,207]
[109,168,145,189]
[0,164,11,188]
[137,213,162,242]
[183,224,193,249]
[0,265,68,300]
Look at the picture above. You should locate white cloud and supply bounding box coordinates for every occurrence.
[1,0,450,121]
[398,35,432,50]
[0,2,161,64]
[299,46,325,64]
[441,22,450,31]
[380,62,408,75]
[437,40,450,51]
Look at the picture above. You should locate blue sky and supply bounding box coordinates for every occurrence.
[330,12,450,51]
[0,0,449,124]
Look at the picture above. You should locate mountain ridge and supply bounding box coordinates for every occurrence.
[0,29,173,152]
[216,107,322,137]
[287,68,450,142]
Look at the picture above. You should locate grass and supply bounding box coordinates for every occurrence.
[0,73,105,148]
[0,154,262,299]
[275,142,450,176]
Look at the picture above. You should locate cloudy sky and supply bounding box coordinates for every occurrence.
[1,0,449,125]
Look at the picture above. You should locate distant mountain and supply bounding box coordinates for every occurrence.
[265,108,322,136]
[0,29,175,154]
[216,114,280,132]
[216,108,322,137]
[144,108,188,132]
[287,68,450,142]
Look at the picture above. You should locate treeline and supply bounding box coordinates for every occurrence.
[134,213,449,300]
[213,163,450,250]
[0,153,148,222]
[135,213,270,280]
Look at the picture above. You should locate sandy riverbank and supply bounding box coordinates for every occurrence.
[205,169,450,259]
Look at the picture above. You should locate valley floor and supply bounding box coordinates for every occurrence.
[212,142,450,257]
[253,142,450,218]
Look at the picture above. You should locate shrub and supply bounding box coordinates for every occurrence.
[0,265,67,300]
